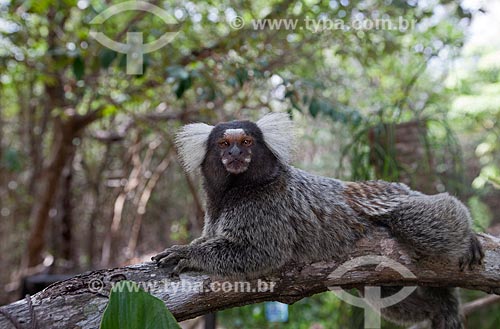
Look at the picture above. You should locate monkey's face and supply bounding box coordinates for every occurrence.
[201,119,281,183]
[216,128,254,174]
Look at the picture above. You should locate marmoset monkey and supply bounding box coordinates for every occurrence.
[153,113,484,329]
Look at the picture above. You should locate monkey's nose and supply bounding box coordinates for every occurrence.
[228,145,242,156]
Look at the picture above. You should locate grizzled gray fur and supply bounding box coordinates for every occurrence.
[153,113,484,329]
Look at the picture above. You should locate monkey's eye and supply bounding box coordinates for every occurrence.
[241,138,253,146]
[218,140,230,148]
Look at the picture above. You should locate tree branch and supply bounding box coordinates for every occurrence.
[1,231,499,328]
[463,294,500,316]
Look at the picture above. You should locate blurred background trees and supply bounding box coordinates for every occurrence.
[0,0,499,327]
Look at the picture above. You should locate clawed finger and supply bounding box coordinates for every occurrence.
[157,251,186,268]
[152,245,186,263]
[459,235,485,271]
[470,237,484,268]
[152,249,172,262]
[169,259,190,278]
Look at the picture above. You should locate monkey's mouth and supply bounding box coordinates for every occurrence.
[224,159,249,174]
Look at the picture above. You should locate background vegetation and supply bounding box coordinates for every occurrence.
[1,0,499,328]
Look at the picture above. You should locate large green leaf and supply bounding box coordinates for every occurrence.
[100,281,180,329]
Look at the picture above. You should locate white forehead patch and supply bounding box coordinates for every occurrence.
[224,128,245,137]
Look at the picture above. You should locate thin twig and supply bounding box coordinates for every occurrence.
[25,295,38,329]
[463,294,500,316]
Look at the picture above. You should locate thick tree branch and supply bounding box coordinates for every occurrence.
[1,231,499,329]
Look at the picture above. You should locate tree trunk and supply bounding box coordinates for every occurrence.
[60,162,74,262]
[24,112,101,268]
[24,118,77,267]
[3,231,499,329]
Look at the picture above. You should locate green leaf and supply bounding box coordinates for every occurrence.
[100,281,180,329]
[489,175,500,188]
[309,98,320,117]
[102,105,118,117]
[118,54,127,70]
[235,68,248,86]
[73,56,85,80]
[100,49,118,69]
[319,100,334,116]
[63,0,77,6]
[175,77,192,99]
[29,0,53,14]
[165,65,192,98]
[349,111,363,125]
[468,196,492,232]
[2,148,22,172]
[284,90,294,99]
[141,54,150,76]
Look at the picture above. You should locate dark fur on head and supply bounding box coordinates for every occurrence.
[202,120,283,196]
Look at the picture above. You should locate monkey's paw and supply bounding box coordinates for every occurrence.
[152,245,191,277]
[459,234,484,271]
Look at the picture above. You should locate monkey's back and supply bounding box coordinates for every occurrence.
[266,166,370,263]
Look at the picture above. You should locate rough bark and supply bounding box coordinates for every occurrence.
[2,231,499,329]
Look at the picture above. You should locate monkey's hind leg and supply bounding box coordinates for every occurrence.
[390,193,484,269]
[369,286,464,329]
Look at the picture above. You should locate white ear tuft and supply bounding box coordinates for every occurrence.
[175,123,214,173]
[256,112,296,164]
